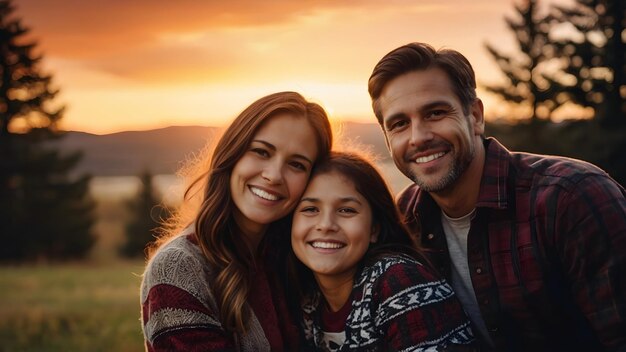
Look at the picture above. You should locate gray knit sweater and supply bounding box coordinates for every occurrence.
[140,228,270,351]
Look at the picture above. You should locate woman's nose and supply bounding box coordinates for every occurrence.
[261,161,283,184]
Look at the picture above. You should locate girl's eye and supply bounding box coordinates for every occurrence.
[299,206,318,213]
[338,207,357,214]
[251,148,269,157]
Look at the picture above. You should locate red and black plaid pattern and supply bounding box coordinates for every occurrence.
[398,138,626,351]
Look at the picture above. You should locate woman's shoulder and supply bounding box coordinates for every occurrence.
[140,231,228,347]
[146,232,204,271]
[141,231,214,301]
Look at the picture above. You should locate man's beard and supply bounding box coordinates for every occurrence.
[407,145,474,193]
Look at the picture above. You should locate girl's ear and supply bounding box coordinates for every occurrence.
[370,223,380,244]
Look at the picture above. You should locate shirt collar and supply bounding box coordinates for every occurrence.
[475,137,510,210]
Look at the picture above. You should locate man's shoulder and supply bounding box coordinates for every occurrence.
[486,137,613,190]
[508,150,613,189]
[396,183,421,213]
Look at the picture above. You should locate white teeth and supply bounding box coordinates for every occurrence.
[415,151,446,163]
[250,186,279,201]
[311,241,345,249]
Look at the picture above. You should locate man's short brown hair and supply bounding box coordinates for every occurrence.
[368,42,477,124]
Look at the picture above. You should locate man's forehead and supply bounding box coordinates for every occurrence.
[378,68,454,109]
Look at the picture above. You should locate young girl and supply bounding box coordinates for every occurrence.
[141,91,333,351]
[290,151,474,351]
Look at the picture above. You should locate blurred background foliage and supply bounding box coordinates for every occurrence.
[484,0,625,186]
[0,0,95,263]
[119,170,170,259]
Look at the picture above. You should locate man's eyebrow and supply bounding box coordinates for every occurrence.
[384,111,406,122]
[419,100,454,112]
[384,100,455,125]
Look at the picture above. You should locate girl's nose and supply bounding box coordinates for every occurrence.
[315,212,338,233]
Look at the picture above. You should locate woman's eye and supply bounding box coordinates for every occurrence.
[289,161,307,171]
[251,148,269,157]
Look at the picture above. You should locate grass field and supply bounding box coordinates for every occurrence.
[0,194,147,352]
[0,260,146,352]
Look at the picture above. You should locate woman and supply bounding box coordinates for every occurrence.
[290,151,474,351]
[141,91,333,351]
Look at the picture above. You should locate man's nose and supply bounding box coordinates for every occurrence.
[409,119,433,148]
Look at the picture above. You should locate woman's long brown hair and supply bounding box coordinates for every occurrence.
[150,91,333,334]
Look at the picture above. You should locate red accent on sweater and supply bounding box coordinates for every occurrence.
[321,299,351,333]
[247,258,300,351]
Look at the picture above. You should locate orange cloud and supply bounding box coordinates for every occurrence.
[16,0,501,59]
[12,0,572,133]
[17,0,354,57]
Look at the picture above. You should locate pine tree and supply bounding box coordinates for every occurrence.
[484,0,563,122]
[120,171,166,258]
[549,0,625,127]
[0,0,95,261]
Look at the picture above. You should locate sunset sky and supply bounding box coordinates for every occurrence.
[16,0,574,134]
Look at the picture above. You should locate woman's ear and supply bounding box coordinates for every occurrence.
[370,223,380,244]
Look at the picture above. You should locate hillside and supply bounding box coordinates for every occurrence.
[54,126,216,176]
[55,122,389,177]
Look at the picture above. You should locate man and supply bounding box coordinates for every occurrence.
[368,42,626,351]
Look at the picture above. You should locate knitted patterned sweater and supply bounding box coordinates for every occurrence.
[140,229,298,351]
[301,255,475,351]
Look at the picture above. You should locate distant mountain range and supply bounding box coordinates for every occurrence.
[55,122,390,177]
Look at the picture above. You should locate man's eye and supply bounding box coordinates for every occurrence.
[428,110,447,119]
[387,120,408,131]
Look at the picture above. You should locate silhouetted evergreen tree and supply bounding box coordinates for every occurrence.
[0,0,95,261]
[120,171,166,258]
[549,0,625,127]
[484,0,563,122]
